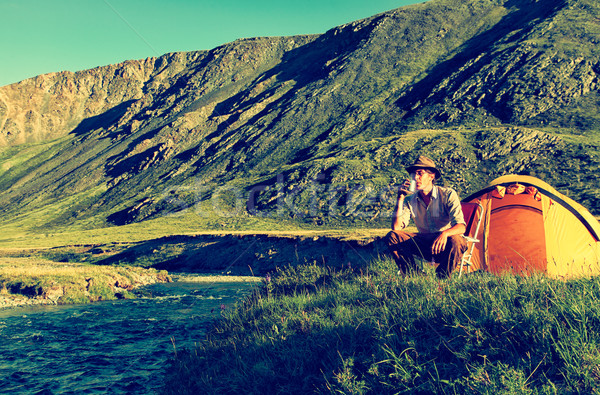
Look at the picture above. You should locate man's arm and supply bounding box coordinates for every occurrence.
[392,194,405,230]
[431,187,467,254]
[431,223,466,255]
[392,184,410,230]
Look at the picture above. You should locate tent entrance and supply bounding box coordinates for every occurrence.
[488,193,547,275]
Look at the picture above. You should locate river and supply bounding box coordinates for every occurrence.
[0,277,259,394]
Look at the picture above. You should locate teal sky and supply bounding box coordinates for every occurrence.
[0,0,426,87]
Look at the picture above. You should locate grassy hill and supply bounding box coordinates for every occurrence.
[1,0,600,236]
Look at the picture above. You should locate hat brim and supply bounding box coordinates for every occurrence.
[406,165,441,180]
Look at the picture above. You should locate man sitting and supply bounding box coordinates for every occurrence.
[386,155,467,278]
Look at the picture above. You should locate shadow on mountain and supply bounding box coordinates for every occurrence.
[70,100,136,136]
[394,0,567,123]
[204,18,377,142]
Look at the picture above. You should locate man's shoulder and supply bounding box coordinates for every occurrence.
[435,185,459,194]
[435,185,461,202]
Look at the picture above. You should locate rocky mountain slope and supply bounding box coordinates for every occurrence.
[1,0,599,232]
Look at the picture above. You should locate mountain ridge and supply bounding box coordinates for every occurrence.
[1,0,599,233]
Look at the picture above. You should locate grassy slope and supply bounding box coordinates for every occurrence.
[5,0,600,233]
[3,125,599,242]
[162,259,600,394]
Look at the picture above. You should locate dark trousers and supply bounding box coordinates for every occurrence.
[385,230,467,278]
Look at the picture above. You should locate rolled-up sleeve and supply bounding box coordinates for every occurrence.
[447,189,466,226]
[398,202,412,228]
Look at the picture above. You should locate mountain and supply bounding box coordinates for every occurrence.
[1,0,599,233]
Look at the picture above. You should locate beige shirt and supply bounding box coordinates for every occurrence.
[399,185,465,233]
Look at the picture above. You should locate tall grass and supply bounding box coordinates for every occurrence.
[162,258,600,394]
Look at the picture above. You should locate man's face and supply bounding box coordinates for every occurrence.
[414,169,435,191]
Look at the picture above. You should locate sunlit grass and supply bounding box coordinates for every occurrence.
[162,257,600,394]
[0,256,169,304]
[0,209,393,249]
[0,257,136,277]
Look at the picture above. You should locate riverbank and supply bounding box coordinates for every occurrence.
[0,229,389,308]
[0,256,170,308]
[90,231,390,275]
[0,293,53,309]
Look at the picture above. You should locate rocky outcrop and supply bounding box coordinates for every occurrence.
[0,59,155,145]
[0,37,317,147]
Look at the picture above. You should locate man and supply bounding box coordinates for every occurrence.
[386,155,467,278]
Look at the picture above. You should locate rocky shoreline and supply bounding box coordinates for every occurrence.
[0,271,265,310]
[0,293,61,309]
[0,263,172,310]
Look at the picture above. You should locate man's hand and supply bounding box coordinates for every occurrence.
[397,179,412,199]
[432,231,449,255]
[431,224,466,256]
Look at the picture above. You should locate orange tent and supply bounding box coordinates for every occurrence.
[462,175,600,278]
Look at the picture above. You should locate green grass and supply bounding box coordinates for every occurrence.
[162,258,600,394]
[0,202,396,250]
[0,256,170,304]
[3,0,600,234]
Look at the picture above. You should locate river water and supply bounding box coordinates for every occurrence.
[0,278,258,394]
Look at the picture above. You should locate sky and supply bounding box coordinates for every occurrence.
[0,0,426,87]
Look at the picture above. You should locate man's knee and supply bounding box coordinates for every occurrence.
[448,234,467,253]
[385,230,412,246]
